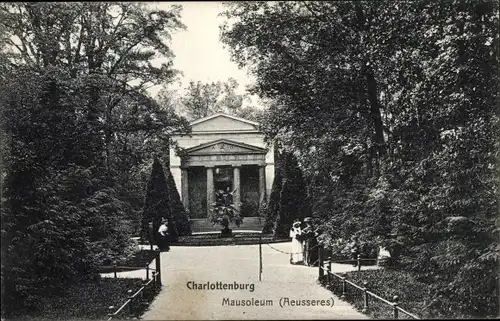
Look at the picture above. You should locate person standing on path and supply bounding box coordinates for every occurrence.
[302,217,319,266]
[158,218,170,252]
[350,237,359,267]
[289,220,304,264]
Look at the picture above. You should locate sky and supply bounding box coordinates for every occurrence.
[147,2,256,100]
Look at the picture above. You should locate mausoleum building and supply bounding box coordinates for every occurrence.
[169,113,274,231]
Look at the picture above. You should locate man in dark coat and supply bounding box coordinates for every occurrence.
[302,217,319,266]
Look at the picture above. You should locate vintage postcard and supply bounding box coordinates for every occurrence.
[1,1,498,320]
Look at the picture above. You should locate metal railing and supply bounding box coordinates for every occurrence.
[99,265,156,280]
[318,246,419,320]
[106,251,162,320]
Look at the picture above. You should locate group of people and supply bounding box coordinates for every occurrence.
[289,217,319,266]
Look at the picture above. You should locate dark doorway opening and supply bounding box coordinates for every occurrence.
[214,166,233,194]
[215,180,233,194]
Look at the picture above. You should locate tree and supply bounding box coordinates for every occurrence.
[0,2,187,315]
[165,166,191,236]
[262,149,283,234]
[273,151,310,238]
[158,78,264,121]
[141,157,177,242]
[1,66,134,315]
[262,167,282,234]
[181,78,244,119]
[221,1,498,317]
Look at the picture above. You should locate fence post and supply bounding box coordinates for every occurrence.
[259,236,262,281]
[108,306,115,319]
[146,264,150,280]
[155,251,162,287]
[341,277,347,299]
[149,222,154,251]
[318,244,324,279]
[362,281,369,313]
[127,289,133,315]
[327,259,331,283]
[357,254,361,272]
[393,295,399,319]
[113,265,117,279]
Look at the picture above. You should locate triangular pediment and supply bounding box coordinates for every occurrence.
[189,113,259,132]
[186,139,267,156]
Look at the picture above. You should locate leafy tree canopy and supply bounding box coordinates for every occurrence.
[157,78,266,122]
[0,2,189,315]
[221,1,499,317]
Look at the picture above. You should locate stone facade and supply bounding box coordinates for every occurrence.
[169,113,275,219]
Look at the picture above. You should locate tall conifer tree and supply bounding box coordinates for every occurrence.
[141,158,176,242]
[165,167,191,236]
[273,152,310,238]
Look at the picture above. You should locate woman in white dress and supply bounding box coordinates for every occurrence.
[289,221,304,264]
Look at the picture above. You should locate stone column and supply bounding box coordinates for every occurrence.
[170,166,183,200]
[265,164,275,202]
[181,168,189,211]
[258,165,266,206]
[206,166,214,218]
[233,165,241,213]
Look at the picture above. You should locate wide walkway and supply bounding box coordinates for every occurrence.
[139,242,369,320]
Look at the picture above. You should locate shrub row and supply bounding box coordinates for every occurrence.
[321,269,430,319]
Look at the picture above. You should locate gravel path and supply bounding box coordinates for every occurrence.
[139,242,370,320]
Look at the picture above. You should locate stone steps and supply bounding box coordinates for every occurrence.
[173,231,289,246]
[189,216,265,233]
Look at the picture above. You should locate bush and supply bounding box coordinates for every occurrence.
[325,238,378,262]
[141,157,177,241]
[262,164,282,234]
[1,165,135,316]
[322,269,425,319]
[241,200,259,217]
[8,278,146,320]
[274,152,310,238]
[321,267,496,319]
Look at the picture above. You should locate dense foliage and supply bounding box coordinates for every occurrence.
[261,149,310,237]
[321,269,428,319]
[0,2,188,316]
[157,78,265,122]
[221,0,499,317]
[141,157,178,242]
[274,151,311,238]
[20,278,146,319]
[262,153,283,234]
[141,157,191,241]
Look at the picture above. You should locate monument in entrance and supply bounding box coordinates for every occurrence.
[169,113,275,232]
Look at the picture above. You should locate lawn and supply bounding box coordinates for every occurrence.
[7,278,159,321]
[6,248,162,321]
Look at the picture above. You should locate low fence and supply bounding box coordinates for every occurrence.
[318,246,419,320]
[106,251,162,320]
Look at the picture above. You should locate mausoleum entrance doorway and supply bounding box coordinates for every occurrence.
[214,166,233,194]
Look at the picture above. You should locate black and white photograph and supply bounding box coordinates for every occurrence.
[0,1,498,320]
